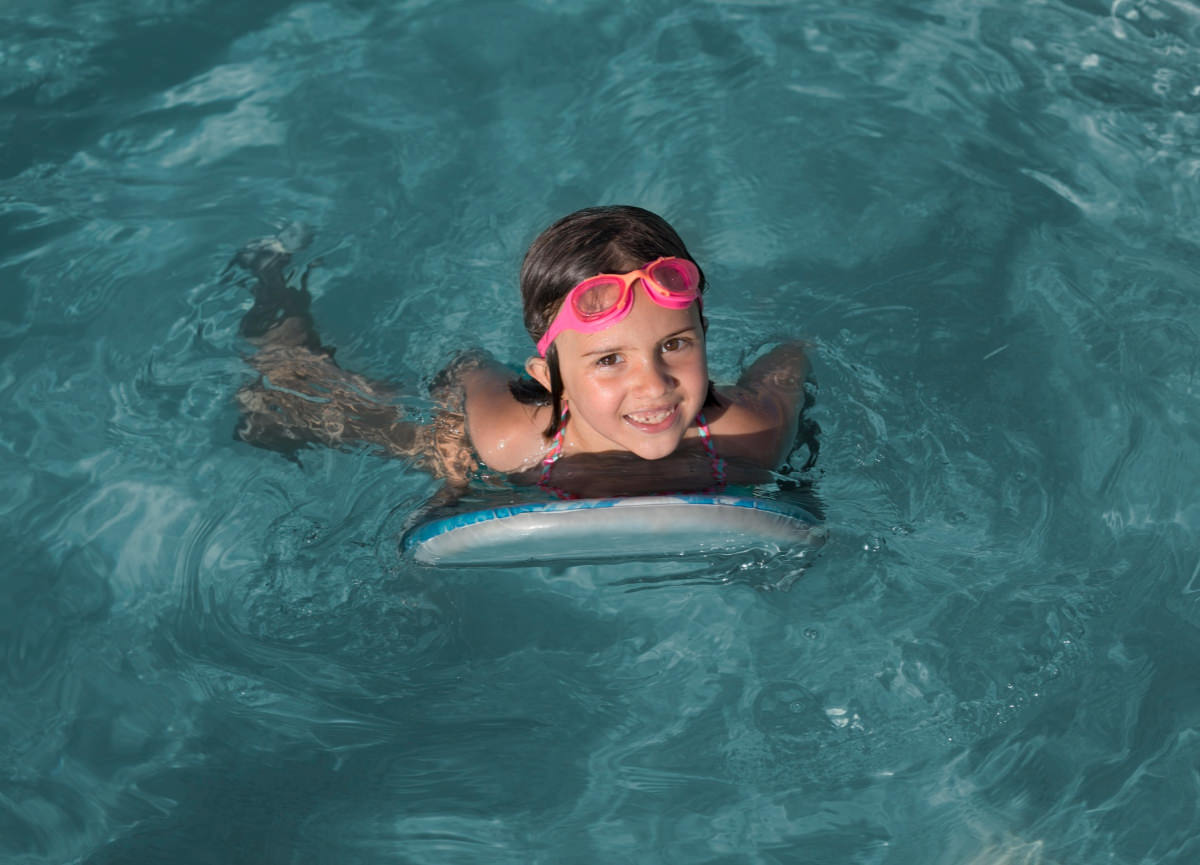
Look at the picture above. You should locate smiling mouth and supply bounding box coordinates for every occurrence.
[624,406,679,431]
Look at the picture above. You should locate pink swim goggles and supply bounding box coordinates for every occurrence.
[536,257,702,356]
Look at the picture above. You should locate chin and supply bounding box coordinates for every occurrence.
[628,436,685,461]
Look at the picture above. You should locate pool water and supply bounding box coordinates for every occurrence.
[4,0,1200,862]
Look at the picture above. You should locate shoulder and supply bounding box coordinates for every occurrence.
[703,396,785,465]
[450,359,550,473]
[469,401,551,473]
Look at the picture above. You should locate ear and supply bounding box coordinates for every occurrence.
[525,355,553,392]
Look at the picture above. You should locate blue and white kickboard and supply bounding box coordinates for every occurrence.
[403,493,824,566]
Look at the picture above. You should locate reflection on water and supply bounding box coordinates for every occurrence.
[3,0,1200,862]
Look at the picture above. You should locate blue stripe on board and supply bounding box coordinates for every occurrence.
[401,494,820,552]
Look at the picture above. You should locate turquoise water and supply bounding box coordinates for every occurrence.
[4,0,1200,862]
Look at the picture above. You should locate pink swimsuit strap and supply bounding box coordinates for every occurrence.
[538,406,727,500]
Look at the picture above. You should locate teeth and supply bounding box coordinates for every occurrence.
[627,408,673,425]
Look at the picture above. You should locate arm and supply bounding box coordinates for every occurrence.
[507,446,776,498]
[719,341,813,468]
[736,341,810,414]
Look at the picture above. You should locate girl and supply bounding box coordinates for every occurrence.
[233,205,816,500]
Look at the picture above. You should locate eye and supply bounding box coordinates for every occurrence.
[595,353,621,367]
[662,336,691,353]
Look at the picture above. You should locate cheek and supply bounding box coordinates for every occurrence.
[561,367,617,407]
[675,353,709,389]
[579,376,625,407]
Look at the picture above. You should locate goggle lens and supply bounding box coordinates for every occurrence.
[646,258,698,295]
[574,278,625,318]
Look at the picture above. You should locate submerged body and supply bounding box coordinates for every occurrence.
[237,332,812,500]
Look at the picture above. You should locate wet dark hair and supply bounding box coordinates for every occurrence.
[510,205,719,438]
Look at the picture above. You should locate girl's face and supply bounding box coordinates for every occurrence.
[537,288,709,460]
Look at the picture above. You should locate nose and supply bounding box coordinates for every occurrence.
[632,353,675,398]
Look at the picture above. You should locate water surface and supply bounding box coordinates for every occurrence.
[3,1,1200,863]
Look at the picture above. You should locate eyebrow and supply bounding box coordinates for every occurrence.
[580,326,700,357]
